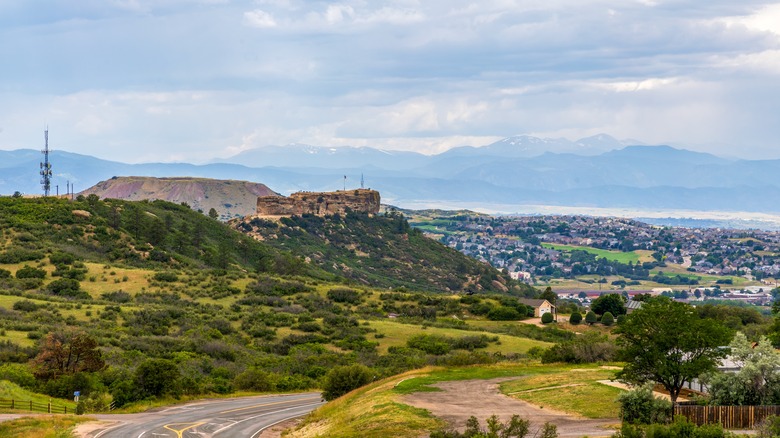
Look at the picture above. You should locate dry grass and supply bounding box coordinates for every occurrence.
[0,415,92,438]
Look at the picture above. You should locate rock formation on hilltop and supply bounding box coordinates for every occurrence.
[256,189,380,217]
[80,176,280,220]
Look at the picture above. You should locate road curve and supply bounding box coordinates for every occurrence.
[78,392,324,438]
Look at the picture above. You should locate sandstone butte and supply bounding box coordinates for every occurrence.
[255,189,381,217]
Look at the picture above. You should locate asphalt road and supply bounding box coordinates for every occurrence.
[80,392,324,438]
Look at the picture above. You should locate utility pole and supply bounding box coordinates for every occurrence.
[343,175,346,191]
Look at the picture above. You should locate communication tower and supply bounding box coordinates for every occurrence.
[40,128,53,196]
[361,173,364,189]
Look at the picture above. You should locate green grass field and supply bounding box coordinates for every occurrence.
[499,365,622,418]
[542,243,643,264]
[367,320,552,354]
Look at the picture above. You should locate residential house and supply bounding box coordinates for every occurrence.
[519,298,556,320]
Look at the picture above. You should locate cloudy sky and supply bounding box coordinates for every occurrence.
[1,0,779,163]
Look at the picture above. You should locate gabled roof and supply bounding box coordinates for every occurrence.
[518,298,554,308]
[626,300,644,310]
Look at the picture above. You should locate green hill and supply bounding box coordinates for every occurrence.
[234,211,537,296]
[0,196,553,412]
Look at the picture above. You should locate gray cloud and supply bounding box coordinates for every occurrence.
[0,0,779,161]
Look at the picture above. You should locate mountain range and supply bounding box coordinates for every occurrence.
[2,133,779,213]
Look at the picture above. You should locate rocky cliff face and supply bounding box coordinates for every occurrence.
[80,176,280,220]
[256,189,380,217]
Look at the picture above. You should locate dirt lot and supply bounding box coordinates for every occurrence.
[401,377,617,438]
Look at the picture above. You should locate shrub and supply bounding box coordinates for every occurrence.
[101,290,132,303]
[234,368,275,392]
[153,272,178,283]
[541,332,617,364]
[12,300,38,312]
[0,363,36,388]
[541,312,554,324]
[617,383,672,425]
[47,278,90,299]
[15,265,46,279]
[327,288,361,304]
[757,415,780,438]
[487,306,522,321]
[585,310,597,325]
[407,334,452,355]
[569,312,582,325]
[602,312,615,326]
[0,268,11,279]
[49,252,76,265]
[134,358,181,398]
[322,364,373,401]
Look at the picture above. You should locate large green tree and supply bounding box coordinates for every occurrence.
[615,297,732,403]
[591,293,626,316]
[705,333,780,405]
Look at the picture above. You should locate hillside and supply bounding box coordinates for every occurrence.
[233,210,537,296]
[79,176,279,220]
[0,196,558,413]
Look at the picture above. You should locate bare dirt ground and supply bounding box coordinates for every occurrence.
[258,418,303,438]
[401,377,618,438]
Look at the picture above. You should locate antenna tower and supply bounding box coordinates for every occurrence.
[40,128,52,196]
[361,173,364,189]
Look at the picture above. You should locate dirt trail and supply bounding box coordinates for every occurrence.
[401,377,617,438]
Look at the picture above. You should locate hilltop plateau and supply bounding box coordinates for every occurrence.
[79,176,279,220]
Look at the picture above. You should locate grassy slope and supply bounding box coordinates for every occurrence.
[236,213,538,296]
[290,363,624,437]
[0,381,77,411]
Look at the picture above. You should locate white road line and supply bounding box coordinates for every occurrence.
[212,402,323,436]
[249,410,315,438]
[93,423,127,438]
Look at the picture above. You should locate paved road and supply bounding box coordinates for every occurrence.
[79,393,324,438]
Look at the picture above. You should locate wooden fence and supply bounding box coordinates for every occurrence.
[0,399,69,414]
[674,404,780,429]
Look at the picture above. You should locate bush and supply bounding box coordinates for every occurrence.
[617,384,672,425]
[322,364,373,401]
[541,312,554,324]
[602,312,615,326]
[15,265,46,279]
[0,363,36,388]
[407,334,452,355]
[153,272,179,283]
[101,290,132,303]
[541,332,617,364]
[234,368,275,392]
[0,268,11,279]
[585,310,597,325]
[327,288,361,304]
[12,300,38,312]
[134,358,181,398]
[757,415,780,438]
[47,278,90,299]
[487,306,522,321]
[614,417,733,438]
[569,312,582,325]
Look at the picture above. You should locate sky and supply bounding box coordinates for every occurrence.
[1,0,779,163]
